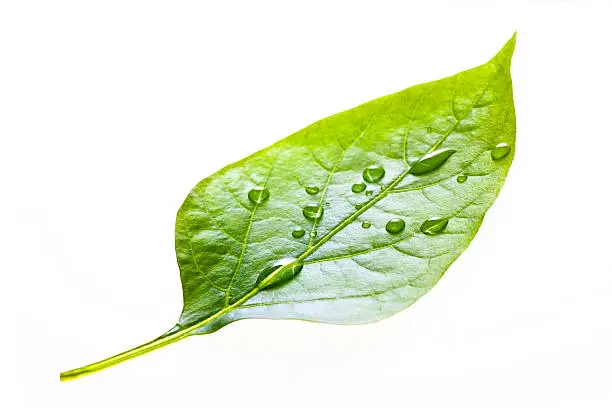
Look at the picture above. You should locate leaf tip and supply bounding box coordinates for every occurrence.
[492,32,517,67]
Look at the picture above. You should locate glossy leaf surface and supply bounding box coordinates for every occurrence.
[175,35,516,334]
[61,34,516,381]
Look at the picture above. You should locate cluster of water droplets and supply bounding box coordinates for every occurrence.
[251,138,511,286]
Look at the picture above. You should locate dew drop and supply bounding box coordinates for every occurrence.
[247,187,270,204]
[256,257,304,290]
[309,231,317,238]
[305,185,320,195]
[456,174,468,183]
[361,221,371,229]
[365,190,374,197]
[408,148,457,176]
[362,165,385,183]
[291,228,305,238]
[351,183,366,193]
[427,126,433,133]
[354,203,364,210]
[491,142,511,160]
[325,202,330,207]
[385,218,405,234]
[420,216,449,235]
[303,205,324,221]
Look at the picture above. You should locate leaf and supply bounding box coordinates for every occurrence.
[61,34,517,380]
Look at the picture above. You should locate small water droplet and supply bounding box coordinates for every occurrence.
[427,126,433,133]
[362,165,385,183]
[491,142,511,160]
[325,202,330,207]
[420,216,449,235]
[303,205,324,221]
[291,228,305,238]
[309,231,317,238]
[408,148,457,176]
[365,190,374,196]
[354,203,364,210]
[385,218,405,234]
[305,185,320,195]
[361,221,371,229]
[247,187,270,204]
[256,258,304,290]
[351,183,366,193]
[456,174,468,183]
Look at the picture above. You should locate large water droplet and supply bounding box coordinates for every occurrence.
[291,228,305,238]
[365,190,374,197]
[256,258,304,290]
[408,148,457,176]
[303,205,324,221]
[385,218,405,234]
[420,216,449,235]
[456,174,468,183]
[491,142,511,160]
[248,187,270,204]
[305,185,319,195]
[362,165,385,183]
[361,221,371,229]
[352,183,366,193]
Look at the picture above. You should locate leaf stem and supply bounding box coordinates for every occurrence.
[60,287,260,381]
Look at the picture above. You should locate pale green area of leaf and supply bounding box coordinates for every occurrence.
[61,34,516,381]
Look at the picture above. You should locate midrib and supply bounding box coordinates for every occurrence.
[190,72,489,333]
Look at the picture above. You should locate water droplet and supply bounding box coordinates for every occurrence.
[351,183,366,193]
[420,216,449,235]
[256,258,303,290]
[325,202,330,207]
[385,218,405,234]
[354,203,364,210]
[247,187,270,204]
[456,174,468,183]
[491,142,511,160]
[309,231,317,238]
[302,205,324,221]
[291,228,305,238]
[362,165,385,183]
[365,190,374,197]
[408,148,457,176]
[305,185,319,195]
[361,221,371,229]
[427,126,433,133]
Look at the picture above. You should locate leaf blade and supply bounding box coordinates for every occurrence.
[176,34,516,333]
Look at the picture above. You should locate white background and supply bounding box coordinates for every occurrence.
[2,1,611,407]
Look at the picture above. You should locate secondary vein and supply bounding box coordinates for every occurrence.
[224,163,275,304]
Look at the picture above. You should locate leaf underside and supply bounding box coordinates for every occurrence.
[174,35,516,336]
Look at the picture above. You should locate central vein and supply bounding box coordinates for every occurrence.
[190,78,487,332]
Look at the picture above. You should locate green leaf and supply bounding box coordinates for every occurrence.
[61,33,516,380]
